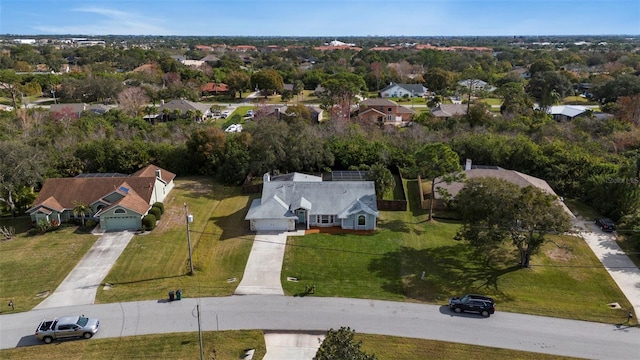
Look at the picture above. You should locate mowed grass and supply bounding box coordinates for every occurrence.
[96,177,257,303]
[0,219,97,313]
[357,334,580,360]
[0,330,266,360]
[0,330,578,360]
[283,178,635,324]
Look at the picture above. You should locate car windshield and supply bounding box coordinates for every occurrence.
[76,317,89,326]
[460,295,469,303]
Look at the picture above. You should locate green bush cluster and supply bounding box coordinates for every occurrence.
[149,206,162,220]
[142,214,156,230]
[152,202,164,214]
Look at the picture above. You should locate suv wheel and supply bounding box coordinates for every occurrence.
[481,310,490,317]
[83,332,93,339]
[43,336,53,344]
[454,307,462,313]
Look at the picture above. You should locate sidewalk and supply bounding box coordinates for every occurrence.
[575,219,640,318]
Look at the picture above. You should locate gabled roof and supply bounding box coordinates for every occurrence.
[431,104,467,118]
[159,99,211,114]
[359,98,399,107]
[245,177,378,221]
[28,165,174,215]
[94,182,151,216]
[380,83,427,94]
[201,82,229,92]
[548,105,589,118]
[434,168,574,218]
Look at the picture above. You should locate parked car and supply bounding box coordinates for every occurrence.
[221,110,231,119]
[448,294,496,317]
[35,315,100,344]
[224,124,243,133]
[595,218,616,232]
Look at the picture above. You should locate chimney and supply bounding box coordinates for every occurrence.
[155,169,161,179]
[263,172,271,183]
[465,159,472,171]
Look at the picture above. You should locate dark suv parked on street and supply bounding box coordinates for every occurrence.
[595,218,616,232]
[449,294,496,317]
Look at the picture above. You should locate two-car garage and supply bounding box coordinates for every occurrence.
[100,215,141,231]
[249,219,294,232]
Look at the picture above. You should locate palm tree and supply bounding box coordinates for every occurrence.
[72,201,90,227]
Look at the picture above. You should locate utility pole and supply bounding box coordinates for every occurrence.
[184,203,194,276]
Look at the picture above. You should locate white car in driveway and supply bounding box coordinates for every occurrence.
[225,124,243,133]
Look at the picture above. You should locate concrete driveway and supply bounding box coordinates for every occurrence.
[33,231,134,310]
[575,219,640,318]
[235,230,304,295]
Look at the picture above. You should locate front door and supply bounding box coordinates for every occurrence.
[296,209,306,223]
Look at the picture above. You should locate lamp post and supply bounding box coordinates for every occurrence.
[184,203,194,276]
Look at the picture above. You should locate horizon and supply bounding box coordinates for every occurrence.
[1,0,638,37]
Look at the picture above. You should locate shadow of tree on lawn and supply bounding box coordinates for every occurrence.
[368,244,521,303]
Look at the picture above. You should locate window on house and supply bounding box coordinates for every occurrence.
[114,208,126,214]
[358,215,366,226]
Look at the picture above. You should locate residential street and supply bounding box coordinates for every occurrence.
[1,295,639,359]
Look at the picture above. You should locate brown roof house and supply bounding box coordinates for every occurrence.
[433,160,574,218]
[27,165,176,232]
[357,98,415,125]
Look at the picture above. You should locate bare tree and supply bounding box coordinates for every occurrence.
[118,87,150,117]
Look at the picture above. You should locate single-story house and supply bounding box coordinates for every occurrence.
[379,83,429,98]
[433,161,574,218]
[458,79,495,92]
[245,172,379,232]
[49,103,114,117]
[548,105,591,121]
[430,103,468,119]
[27,165,176,231]
[158,99,212,121]
[357,98,415,125]
[201,82,229,95]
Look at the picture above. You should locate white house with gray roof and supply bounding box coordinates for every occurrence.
[380,83,428,98]
[245,173,379,232]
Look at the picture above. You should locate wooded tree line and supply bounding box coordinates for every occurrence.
[1,39,640,252]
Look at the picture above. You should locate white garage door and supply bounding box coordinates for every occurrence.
[104,216,140,231]
[253,219,290,231]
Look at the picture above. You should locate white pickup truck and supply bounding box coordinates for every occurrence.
[35,315,100,343]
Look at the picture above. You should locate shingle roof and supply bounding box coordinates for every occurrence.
[548,105,589,118]
[245,179,378,221]
[360,98,398,107]
[380,83,427,94]
[431,104,467,118]
[28,165,174,215]
[434,168,574,217]
[159,99,211,114]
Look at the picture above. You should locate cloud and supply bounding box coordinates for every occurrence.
[33,6,172,35]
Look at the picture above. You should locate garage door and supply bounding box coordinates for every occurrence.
[104,216,140,231]
[253,219,290,231]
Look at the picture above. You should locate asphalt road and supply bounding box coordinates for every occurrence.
[2,295,639,359]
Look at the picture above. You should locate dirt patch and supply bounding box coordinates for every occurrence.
[154,205,183,234]
[546,247,574,262]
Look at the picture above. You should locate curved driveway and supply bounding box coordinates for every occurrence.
[2,295,639,359]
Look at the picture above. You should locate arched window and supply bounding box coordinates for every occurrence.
[358,215,366,226]
[114,208,126,214]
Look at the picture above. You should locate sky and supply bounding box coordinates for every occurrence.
[1,0,638,37]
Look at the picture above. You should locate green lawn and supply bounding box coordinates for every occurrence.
[282,178,636,324]
[0,330,577,360]
[0,221,97,313]
[96,177,257,303]
[0,331,267,360]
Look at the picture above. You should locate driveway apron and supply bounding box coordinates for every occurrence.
[235,231,303,295]
[33,231,135,310]
[576,220,640,318]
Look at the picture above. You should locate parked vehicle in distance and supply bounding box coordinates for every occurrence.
[224,124,243,133]
[35,315,100,344]
[449,294,496,317]
[221,110,231,119]
[595,218,616,232]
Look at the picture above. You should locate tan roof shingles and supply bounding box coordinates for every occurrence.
[96,182,152,215]
[131,164,176,184]
[32,177,156,212]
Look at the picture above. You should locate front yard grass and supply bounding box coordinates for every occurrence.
[96,177,257,303]
[0,221,97,313]
[0,330,267,360]
[282,178,635,324]
[0,330,576,360]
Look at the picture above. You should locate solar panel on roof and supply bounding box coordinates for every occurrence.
[118,186,130,193]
